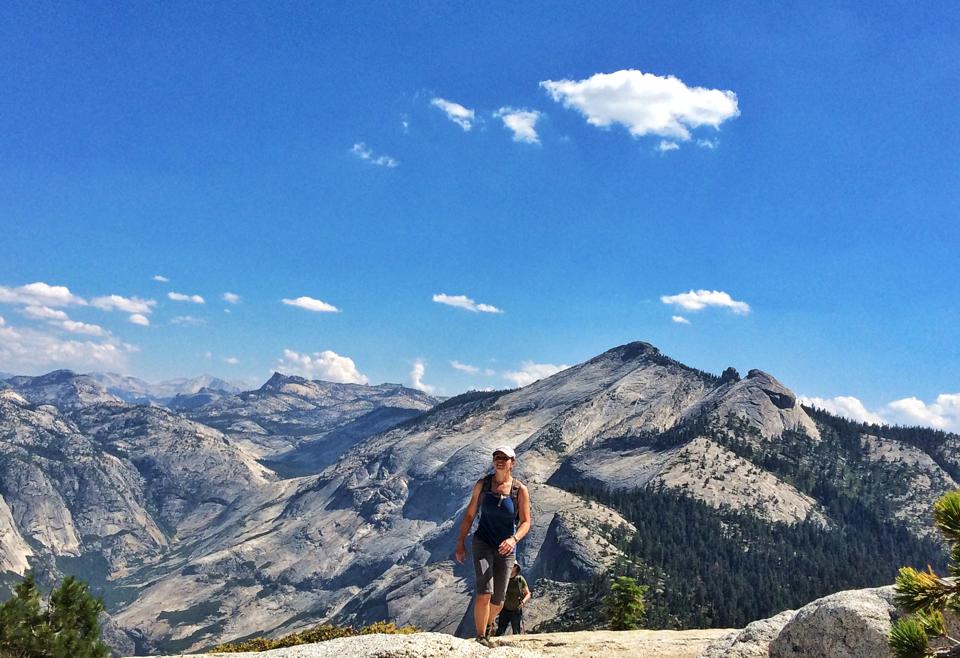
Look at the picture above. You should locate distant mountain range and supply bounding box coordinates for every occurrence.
[0,342,956,655]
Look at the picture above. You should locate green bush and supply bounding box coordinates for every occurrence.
[211,620,418,652]
[604,575,648,631]
[889,489,960,658]
[0,572,109,658]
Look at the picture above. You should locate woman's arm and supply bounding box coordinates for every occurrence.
[454,480,483,563]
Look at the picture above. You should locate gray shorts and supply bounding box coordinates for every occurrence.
[472,535,515,605]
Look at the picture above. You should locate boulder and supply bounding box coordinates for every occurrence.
[769,586,899,658]
[698,610,794,658]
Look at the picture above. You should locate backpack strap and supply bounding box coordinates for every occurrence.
[511,478,523,524]
[482,473,493,493]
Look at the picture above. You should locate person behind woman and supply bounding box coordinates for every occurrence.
[454,445,531,646]
[495,563,530,636]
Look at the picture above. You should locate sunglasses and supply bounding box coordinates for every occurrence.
[492,453,512,461]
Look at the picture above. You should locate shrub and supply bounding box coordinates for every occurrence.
[211,620,418,652]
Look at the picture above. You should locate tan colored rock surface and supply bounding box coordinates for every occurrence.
[495,629,735,657]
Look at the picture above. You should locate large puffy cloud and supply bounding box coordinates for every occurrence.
[541,69,739,143]
[277,349,368,384]
[282,296,340,313]
[495,107,542,144]
[431,98,476,130]
[801,393,960,432]
[0,282,86,307]
[502,361,570,388]
[432,293,503,314]
[91,294,157,314]
[0,320,128,372]
[661,289,751,314]
[60,320,108,337]
[799,396,886,425]
[410,359,435,394]
[887,394,960,431]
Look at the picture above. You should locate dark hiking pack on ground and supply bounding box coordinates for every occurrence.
[482,474,522,524]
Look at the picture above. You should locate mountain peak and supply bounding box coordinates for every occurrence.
[604,341,661,362]
[259,371,308,392]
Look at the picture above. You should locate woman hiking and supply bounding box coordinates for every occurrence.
[454,445,531,646]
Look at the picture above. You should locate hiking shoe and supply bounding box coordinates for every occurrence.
[475,635,492,647]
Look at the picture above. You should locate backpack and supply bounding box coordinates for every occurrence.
[482,474,523,525]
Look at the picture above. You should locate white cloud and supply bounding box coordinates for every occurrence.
[152,275,170,283]
[697,138,719,149]
[660,289,751,315]
[204,351,213,359]
[0,316,4,326]
[410,359,435,394]
[282,296,340,313]
[431,97,476,130]
[887,394,960,432]
[451,360,480,374]
[22,305,69,321]
[658,140,680,152]
[541,69,739,142]
[61,320,108,337]
[671,315,691,325]
[0,282,86,307]
[168,292,205,304]
[170,315,205,326]
[92,294,157,314]
[224,356,239,365]
[129,314,150,326]
[277,348,369,384]
[0,320,128,372]
[432,293,503,314]
[800,396,886,425]
[222,292,240,304]
[351,142,398,168]
[502,361,570,388]
[801,393,960,433]
[494,107,542,144]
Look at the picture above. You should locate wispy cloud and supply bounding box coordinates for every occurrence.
[92,294,157,314]
[431,97,476,131]
[451,360,478,374]
[282,296,340,313]
[22,305,69,321]
[129,314,150,326]
[410,359,435,394]
[152,275,170,283]
[0,282,86,307]
[494,107,542,144]
[170,315,205,326]
[277,348,368,384]
[432,293,503,314]
[351,142,398,168]
[224,356,239,365]
[502,361,570,388]
[61,320,108,337]
[658,140,680,153]
[697,138,719,149]
[168,292,205,304]
[671,315,691,325]
[222,292,240,304]
[541,69,739,147]
[661,289,750,315]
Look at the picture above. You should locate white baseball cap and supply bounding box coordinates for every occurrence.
[492,445,516,459]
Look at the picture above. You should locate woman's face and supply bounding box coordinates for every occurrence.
[492,451,514,474]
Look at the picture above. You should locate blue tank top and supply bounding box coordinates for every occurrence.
[475,478,517,547]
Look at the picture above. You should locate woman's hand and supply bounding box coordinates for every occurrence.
[498,536,517,556]
[455,540,467,564]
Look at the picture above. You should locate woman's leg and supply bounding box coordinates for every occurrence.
[474,593,492,637]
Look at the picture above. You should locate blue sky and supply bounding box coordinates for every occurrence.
[1,2,958,430]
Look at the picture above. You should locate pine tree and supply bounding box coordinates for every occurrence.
[604,575,648,630]
[889,489,960,658]
[0,573,109,658]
